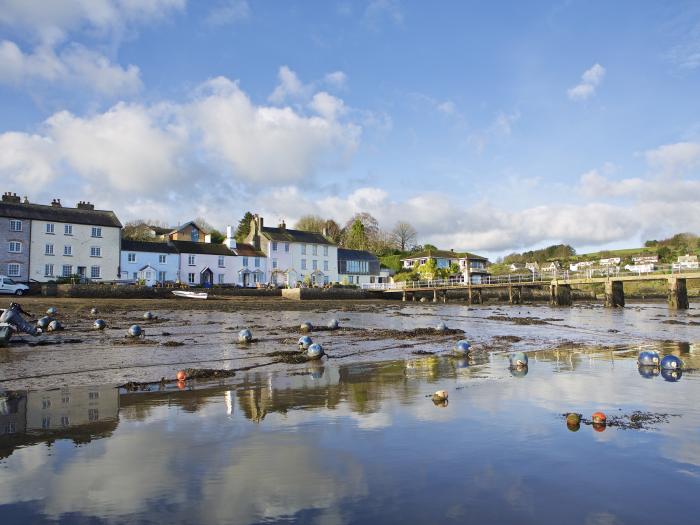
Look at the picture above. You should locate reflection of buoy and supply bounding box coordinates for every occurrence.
[128,324,143,337]
[436,321,448,332]
[592,422,606,433]
[300,322,313,333]
[660,355,682,370]
[47,307,57,316]
[298,335,313,350]
[454,358,470,371]
[176,370,187,381]
[638,365,660,379]
[177,380,186,390]
[307,343,325,359]
[143,311,154,320]
[638,350,660,366]
[94,319,106,330]
[592,412,606,424]
[661,368,682,382]
[238,328,252,343]
[37,316,52,329]
[327,319,339,330]
[454,340,471,355]
[509,366,529,378]
[509,352,528,368]
[567,420,580,432]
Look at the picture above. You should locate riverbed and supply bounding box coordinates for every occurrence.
[1,298,700,523]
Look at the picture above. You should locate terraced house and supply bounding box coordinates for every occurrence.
[0,194,122,283]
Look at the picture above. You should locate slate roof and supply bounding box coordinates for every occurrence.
[337,248,379,261]
[0,201,122,228]
[121,240,177,253]
[401,249,488,262]
[261,226,333,245]
[234,243,266,257]
[170,240,236,256]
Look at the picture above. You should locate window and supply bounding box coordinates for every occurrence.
[158,254,166,264]
[158,271,166,282]
[63,245,72,256]
[44,264,54,277]
[46,223,55,234]
[313,244,318,256]
[218,255,225,268]
[8,241,21,253]
[191,229,199,242]
[7,263,20,277]
[132,272,137,280]
[284,242,289,252]
[88,409,99,422]
[91,227,102,238]
[301,259,307,270]
[242,257,249,267]
[324,276,329,285]
[61,416,70,427]
[254,257,260,268]
[62,265,72,277]
[91,247,101,257]
[324,260,328,271]
[313,260,318,270]
[218,273,224,284]
[145,271,152,279]
[301,244,307,255]
[9,220,21,232]
[90,266,100,279]
[188,272,195,284]
[64,224,73,235]
[127,252,136,263]
[188,255,196,266]
[272,241,278,251]
[323,245,328,256]
[347,260,369,273]
[45,243,54,255]
[272,258,278,269]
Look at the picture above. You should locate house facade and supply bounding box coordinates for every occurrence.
[674,254,699,270]
[223,227,267,287]
[245,215,338,286]
[120,240,179,285]
[401,249,489,282]
[337,248,380,285]
[0,195,122,282]
[171,240,239,287]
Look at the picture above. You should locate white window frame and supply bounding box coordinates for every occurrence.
[158,254,167,264]
[188,272,195,284]
[313,244,318,256]
[64,224,73,236]
[301,259,307,270]
[272,241,278,251]
[9,219,22,232]
[127,252,136,263]
[7,263,20,277]
[218,273,225,284]
[63,245,72,256]
[313,260,318,270]
[254,257,260,268]
[8,241,21,253]
[91,227,102,238]
[323,245,328,256]
[90,246,101,257]
[46,223,55,234]
[218,255,225,268]
[90,265,101,279]
[272,258,278,269]
[62,264,72,277]
[301,244,307,255]
[242,257,249,267]
[284,243,289,252]
[44,263,54,277]
[45,243,54,256]
[323,260,328,271]
[188,254,196,266]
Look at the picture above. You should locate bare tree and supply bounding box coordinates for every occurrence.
[295,215,326,233]
[391,221,417,251]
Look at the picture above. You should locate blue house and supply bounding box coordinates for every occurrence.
[120,240,179,286]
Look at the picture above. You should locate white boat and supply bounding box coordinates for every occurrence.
[172,290,208,299]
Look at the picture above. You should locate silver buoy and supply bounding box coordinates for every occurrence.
[300,321,313,333]
[90,307,98,316]
[36,316,52,330]
[436,321,448,332]
[143,311,154,320]
[128,324,144,337]
[238,328,253,343]
[46,307,57,316]
[94,319,106,330]
[327,319,339,330]
[454,340,471,355]
[47,320,62,332]
[307,343,324,359]
[298,335,313,350]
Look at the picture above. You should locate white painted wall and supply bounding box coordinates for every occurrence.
[264,239,338,286]
[30,221,120,282]
[119,250,179,283]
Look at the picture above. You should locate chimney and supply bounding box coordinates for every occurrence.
[225,225,237,249]
[1,192,21,203]
[51,198,62,207]
[76,201,94,210]
[279,219,286,230]
[323,227,328,237]
[22,196,29,204]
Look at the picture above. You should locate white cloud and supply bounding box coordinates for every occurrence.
[309,91,346,120]
[468,110,520,152]
[204,0,250,26]
[364,0,403,29]
[0,40,142,96]
[567,63,606,101]
[436,100,456,115]
[324,70,348,89]
[0,131,58,187]
[645,141,700,175]
[268,65,312,103]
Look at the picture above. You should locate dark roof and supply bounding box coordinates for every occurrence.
[261,226,334,245]
[337,248,379,261]
[234,243,266,257]
[170,240,235,256]
[0,201,122,228]
[401,249,488,262]
[121,240,177,253]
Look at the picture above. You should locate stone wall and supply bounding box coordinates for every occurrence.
[47,284,283,298]
[282,287,374,300]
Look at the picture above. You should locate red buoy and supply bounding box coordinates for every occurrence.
[176,370,187,381]
[591,412,606,424]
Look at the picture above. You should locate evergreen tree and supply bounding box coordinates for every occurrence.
[235,211,254,242]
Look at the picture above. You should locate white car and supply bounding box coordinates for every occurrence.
[0,275,29,296]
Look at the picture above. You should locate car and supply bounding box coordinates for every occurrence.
[0,275,30,296]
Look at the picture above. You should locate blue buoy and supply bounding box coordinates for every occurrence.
[36,316,52,330]
[47,320,62,332]
[238,328,253,343]
[46,307,57,316]
[307,343,325,359]
[661,368,683,382]
[454,340,471,355]
[300,321,313,333]
[143,311,154,320]
[94,319,106,330]
[660,355,683,370]
[298,335,313,350]
[509,352,528,368]
[128,324,143,337]
[327,319,339,330]
[637,366,660,379]
[436,321,448,332]
[638,350,660,366]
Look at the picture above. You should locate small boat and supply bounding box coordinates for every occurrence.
[0,323,14,346]
[172,290,208,300]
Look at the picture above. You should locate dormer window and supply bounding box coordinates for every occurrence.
[191,229,199,242]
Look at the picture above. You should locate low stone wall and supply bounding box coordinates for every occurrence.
[282,287,374,300]
[213,287,282,297]
[48,284,282,298]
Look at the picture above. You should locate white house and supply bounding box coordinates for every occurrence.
[674,254,699,270]
[540,261,561,274]
[624,263,655,274]
[525,262,539,273]
[223,226,267,287]
[632,255,658,265]
[23,199,122,282]
[120,240,179,285]
[599,257,621,266]
[400,249,489,283]
[570,261,594,272]
[171,240,240,287]
[245,215,338,286]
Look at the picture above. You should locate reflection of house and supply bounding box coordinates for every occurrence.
[120,240,179,285]
[245,215,338,286]
[0,392,27,436]
[26,385,119,431]
[338,248,380,285]
[401,249,489,281]
[675,254,699,270]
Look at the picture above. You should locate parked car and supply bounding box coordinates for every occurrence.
[0,275,30,296]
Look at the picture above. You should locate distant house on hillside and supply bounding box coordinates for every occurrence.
[152,221,211,243]
[570,261,594,272]
[540,261,561,274]
[599,257,621,266]
[632,255,658,265]
[525,262,539,273]
[400,249,489,283]
[624,263,655,274]
[509,263,525,272]
[674,254,699,270]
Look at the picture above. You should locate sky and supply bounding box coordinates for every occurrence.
[0,0,699,258]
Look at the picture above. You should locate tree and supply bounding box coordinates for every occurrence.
[234,211,254,242]
[323,219,343,244]
[416,258,439,280]
[423,243,438,252]
[295,215,326,233]
[343,219,368,250]
[391,221,417,251]
[122,220,168,241]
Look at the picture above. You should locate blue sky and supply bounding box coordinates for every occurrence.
[1,0,699,257]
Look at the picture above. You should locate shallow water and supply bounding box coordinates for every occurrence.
[2,339,700,524]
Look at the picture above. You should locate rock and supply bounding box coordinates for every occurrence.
[238,328,253,343]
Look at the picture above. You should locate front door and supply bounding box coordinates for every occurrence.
[242,273,249,287]
[200,268,213,287]
[77,266,86,278]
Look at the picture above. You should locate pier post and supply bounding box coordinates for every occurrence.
[472,288,482,304]
[402,291,407,302]
[433,289,438,303]
[550,283,572,306]
[604,281,624,308]
[442,290,447,303]
[668,277,689,310]
[508,285,522,305]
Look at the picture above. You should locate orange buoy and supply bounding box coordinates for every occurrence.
[176,370,187,381]
[591,412,606,424]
